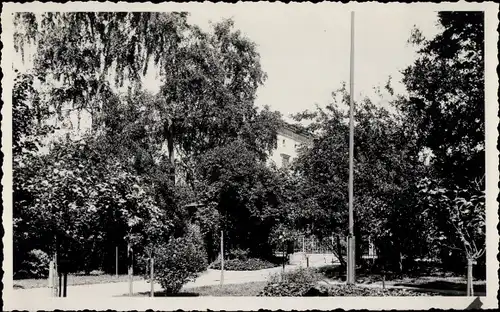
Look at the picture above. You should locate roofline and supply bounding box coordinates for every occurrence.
[278,122,315,142]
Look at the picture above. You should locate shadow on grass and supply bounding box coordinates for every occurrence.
[135,291,200,297]
[394,280,486,294]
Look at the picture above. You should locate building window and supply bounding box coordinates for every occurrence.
[282,139,286,147]
[281,153,290,168]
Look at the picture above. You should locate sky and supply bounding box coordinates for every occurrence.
[179,7,442,121]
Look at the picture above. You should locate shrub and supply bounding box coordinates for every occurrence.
[227,248,249,261]
[323,285,440,296]
[209,258,278,271]
[150,225,208,294]
[17,249,50,279]
[259,268,321,296]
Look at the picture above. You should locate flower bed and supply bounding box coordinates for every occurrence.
[209,258,278,271]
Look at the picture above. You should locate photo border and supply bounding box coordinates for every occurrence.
[2,1,498,310]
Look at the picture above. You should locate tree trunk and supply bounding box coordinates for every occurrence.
[467,258,474,296]
[398,251,403,274]
[164,123,176,184]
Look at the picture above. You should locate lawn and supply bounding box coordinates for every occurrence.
[14,274,144,289]
[134,281,268,297]
[315,264,486,296]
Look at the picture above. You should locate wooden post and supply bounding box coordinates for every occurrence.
[467,258,474,296]
[48,260,54,296]
[53,253,58,297]
[58,272,62,297]
[220,230,224,285]
[128,243,133,296]
[63,273,67,297]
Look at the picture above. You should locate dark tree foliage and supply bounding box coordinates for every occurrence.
[401,11,484,189]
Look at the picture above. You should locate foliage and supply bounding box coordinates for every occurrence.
[227,248,250,261]
[292,83,429,271]
[401,11,485,273]
[258,268,321,296]
[401,12,484,188]
[14,12,190,128]
[13,134,172,274]
[14,13,274,174]
[419,177,485,262]
[15,249,50,279]
[319,285,439,297]
[13,12,277,276]
[209,258,278,271]
[150,225,208,294]
[194,139,286,258]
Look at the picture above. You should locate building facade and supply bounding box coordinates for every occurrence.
[268,123,314,169]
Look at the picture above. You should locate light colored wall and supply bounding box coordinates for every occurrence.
[268,129,312,168]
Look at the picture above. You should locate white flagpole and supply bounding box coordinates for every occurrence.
[347,11,356,285]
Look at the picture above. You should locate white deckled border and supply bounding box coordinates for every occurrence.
[2,1,498,310]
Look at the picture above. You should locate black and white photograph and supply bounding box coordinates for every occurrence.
[2,2,498,310]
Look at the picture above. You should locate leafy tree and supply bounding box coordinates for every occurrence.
[293,84,430,272]
[14,12,190,130]
[14,14,270,183]
[13,12,278,274]
[400,12,485,279]
[193,139,286,259]
[401,11,484,188]
[14,134,172,274]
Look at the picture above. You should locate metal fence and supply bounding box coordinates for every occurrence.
[294,235,335,254]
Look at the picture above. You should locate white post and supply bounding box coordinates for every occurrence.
[48,260,54,297]
[53,253,58,297]
[128,243,133,296]
[150,254,154,297]
[347,10,356,285]
[220,230,224,285]
[302,236,305,254]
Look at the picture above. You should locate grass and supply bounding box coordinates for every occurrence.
[315,264,487,296]
[134,281,268,297]
[392,277,486,295]
[13,274,144,289]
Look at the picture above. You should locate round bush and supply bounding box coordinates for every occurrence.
[150,226,208,294]
[17,249,50,279]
